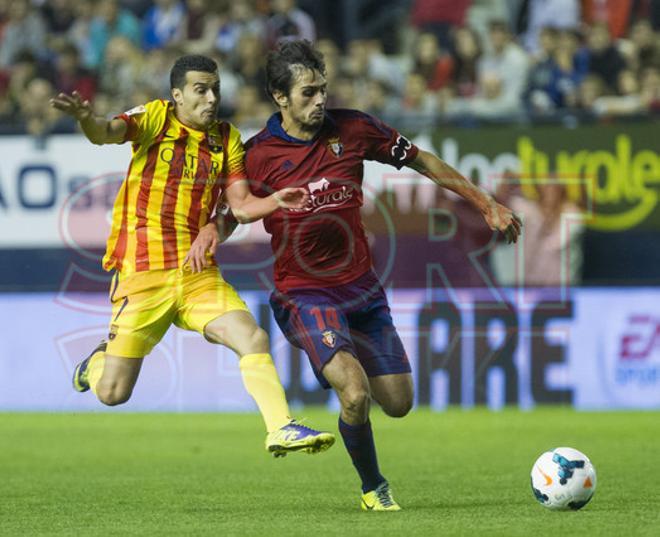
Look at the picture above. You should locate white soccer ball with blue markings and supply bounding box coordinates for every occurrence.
[530,447,597,510]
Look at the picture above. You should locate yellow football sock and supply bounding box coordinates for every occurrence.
[239,353,291,432]
[87,351,105,396]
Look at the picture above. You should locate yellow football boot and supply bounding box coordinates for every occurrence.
[72,341,107,392]
[361,482,401,511]
[266,419,335,458]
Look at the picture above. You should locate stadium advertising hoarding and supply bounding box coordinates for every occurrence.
[428,121,660,233]
[1,121,659,248]
[1,288,658,411]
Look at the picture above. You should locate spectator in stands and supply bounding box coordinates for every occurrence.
[265,0,315,48]
[90,91,115,118]
[0,71,19,133]
[526,27,561,112]
[343,39,405,94]
[640,65,660,112]
[593,69,644,117]
[179,0,222,55]
[466,0,510,49]
[581,0,634,39]
[52,42,97,103]
[396,72,438,129]
[66,0,95,67]
[575,73,606,112]
[88,0,141,69]
[627,19,660,71]
[592,68,644,116]
[520,0,580,54]
[98,36,144,109]
[41,0,76,37]
[363,79,397,118]
[412,32,454,91]
[232,33,267,90]
[492,181,584,287]
[328,76,362,109]
[535,25,560,63]
[142,0,185,51]
[137,48,174,100]
[215,1,264,59]
[445,69,523,120]
[316,38,341,87]
[585,21,627,89]
[230,83,272,128]
[478,21,529,106]
[410,0,471,51]
[5,50,40,115]
[19,77,75,137]
[451,26,482,97]
[0,0,47,68]
[532,30,588,109]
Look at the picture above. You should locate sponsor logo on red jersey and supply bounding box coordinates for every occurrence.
[288,177,355,213]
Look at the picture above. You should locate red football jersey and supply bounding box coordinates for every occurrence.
[245,109,419,292]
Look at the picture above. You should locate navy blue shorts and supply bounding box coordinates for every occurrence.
[269,270,411,389]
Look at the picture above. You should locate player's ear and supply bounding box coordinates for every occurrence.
[273,90,289,108]
[171,87,183,106]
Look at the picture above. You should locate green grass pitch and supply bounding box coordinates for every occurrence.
[1,408,658,536]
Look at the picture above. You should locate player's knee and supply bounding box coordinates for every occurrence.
[341,388,370,416]
[383,397,413,418]
[247,326,270,352]
[96,383,132,406]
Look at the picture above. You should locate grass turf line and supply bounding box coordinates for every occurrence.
[0,408,658,536]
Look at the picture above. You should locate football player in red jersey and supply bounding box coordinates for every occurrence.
[189,41,521,510]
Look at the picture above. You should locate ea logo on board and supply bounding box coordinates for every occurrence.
[602,312,660,407]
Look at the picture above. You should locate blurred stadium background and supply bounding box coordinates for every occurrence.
[2,1,660,535]
[2,0,659,412]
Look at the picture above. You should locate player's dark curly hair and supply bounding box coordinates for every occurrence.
[170,55,217,89]
[266,40,326,100]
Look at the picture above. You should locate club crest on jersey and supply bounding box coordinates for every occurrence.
[327,137,343,157]
[108,324,119,341]
[321,330,336,348]
[124,104,146,116]
[207,135,223,153]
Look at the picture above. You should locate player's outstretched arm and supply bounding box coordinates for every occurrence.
[408,149,523,244]
[223,180,309,224]
[49,91,127,145]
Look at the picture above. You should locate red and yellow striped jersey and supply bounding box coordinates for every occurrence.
[102,99,246,274]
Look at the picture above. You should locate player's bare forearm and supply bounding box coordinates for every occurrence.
[409,150,491,214]
[225,182,309,223]
[49,91,126,145]
[229,195,280,224]
[78,115,114,145]
[409,150,522,243]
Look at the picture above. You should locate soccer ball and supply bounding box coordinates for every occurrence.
[530,447,597,510]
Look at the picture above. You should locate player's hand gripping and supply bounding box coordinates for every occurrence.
[274,187,309,210]
[184,223,219,273]
[483,201,523,244]
[49,91,93,121]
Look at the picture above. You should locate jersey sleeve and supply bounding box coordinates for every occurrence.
[244,136,268,196]
[225,123,247,187]
[358,111,419,169]
[113,99,168,144]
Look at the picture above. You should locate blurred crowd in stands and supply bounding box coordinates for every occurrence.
[1,0,659,137]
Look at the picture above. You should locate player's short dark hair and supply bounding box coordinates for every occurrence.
[170,55,218,89]
[266,40,326,100]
